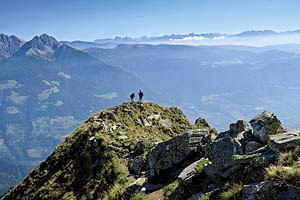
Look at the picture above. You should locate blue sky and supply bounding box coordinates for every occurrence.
[1,0,300,41]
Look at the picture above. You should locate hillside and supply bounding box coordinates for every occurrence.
[0,102,212,199]
[0,34,163,163]
[2,102,300,200]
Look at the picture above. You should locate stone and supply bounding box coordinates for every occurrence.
[195,117,209,127]
[268,129,300,152]
[245,141,263,154]
[249,111,286,143]
[203,136,243,171]
[148,129,213,177]
[242,181,300,200]
[118,135,128,140]
[178,160,202,183]
[129,155,146,175]
[158,118,173,129]
[242,181,276,200]
[217,120,250,139]
[99,111,116,121]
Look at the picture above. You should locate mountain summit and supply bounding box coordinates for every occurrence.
[2,102,300,199]
[0,102,207,199]
[0,33,24,59]
[14,34,60,60]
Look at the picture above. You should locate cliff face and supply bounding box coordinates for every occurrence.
[1,102,210,200]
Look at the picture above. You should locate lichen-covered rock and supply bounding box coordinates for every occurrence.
[268,129,300,152]
[217,120,250,139]
[245,141,263,154]
[148,129,213,177]
[242,181,300,200]
[203,136,243,171]
[129,155,146,175]
[178,159,202,183]
[242,181,276,200]
[249,111,286,143]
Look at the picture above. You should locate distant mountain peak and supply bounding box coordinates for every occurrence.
[14,34,60,60]
[29,34,59,50]
[0,33,24,58]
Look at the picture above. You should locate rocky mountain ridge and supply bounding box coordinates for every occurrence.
[0,33,24,59]
[1,102,300,200]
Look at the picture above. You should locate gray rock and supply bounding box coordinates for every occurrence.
[129,155,146,175]
[217,120,250,139]
[99,111,116,121]
[203,136,243,171]
[242,181,300,200]
[195,117,209,127]
[249,111,286,143]
[242,181,275,200]
[245,141,263,154]
[158,118,173,129]
[148,129,213,177]
[268,129,300,152]
[178,159,206,183]
[118,135,128,140]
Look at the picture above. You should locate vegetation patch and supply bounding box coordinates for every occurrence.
[195,158,210,175]
[163,180,179,200]
[130,192,145,200]
[265,146,300,187]
[219,184,242,200]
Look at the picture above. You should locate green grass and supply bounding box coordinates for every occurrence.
[219,184,242,200]
[199,194,210,200]
[163,180,179,199]
[265,146,300,187]
[195,158,210,174]
[130,192,145,200]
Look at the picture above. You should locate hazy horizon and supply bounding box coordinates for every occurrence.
[1,0,300,41]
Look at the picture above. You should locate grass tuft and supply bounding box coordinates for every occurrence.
[195,158,210,175]
[219,184,242,200]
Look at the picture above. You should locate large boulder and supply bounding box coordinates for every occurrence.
[129,155,146,175]
[242,181,300,200]
[217,120,250,139]
[203,136,243,171]
[249,111,286,143]
[268,129,300,152]
[148,129,213,177]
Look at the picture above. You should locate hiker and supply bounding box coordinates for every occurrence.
[138,90,143,103]
[130,93,135,103]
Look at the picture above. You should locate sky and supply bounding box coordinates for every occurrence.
[1,0,300,41]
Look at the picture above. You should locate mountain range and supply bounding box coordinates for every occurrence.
[85,43,300,132]
[61,29,300,49]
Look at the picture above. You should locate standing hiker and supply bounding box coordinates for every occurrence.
[138,90,143,103]
[130,93,135,103]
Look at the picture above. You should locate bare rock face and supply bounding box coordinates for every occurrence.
[249,111,287,143]
[0,33,24,58]
[148,129,213,177]
[268,129,300,152]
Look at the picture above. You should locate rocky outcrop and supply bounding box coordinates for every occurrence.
[250,111,287,143]
[242,181,300,200]
[268,129,300,152]
[148,129,214,177]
